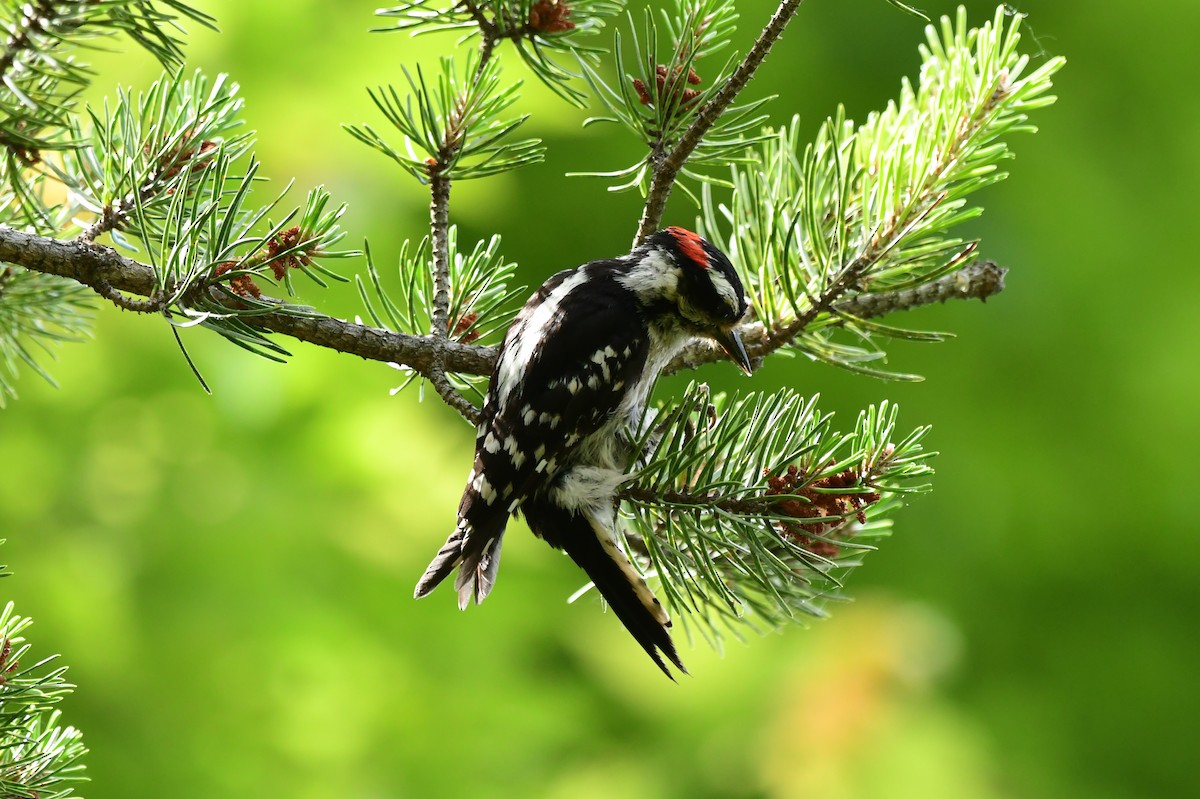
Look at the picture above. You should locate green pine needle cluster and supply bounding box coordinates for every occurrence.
[0,595,87,799]
[58,69,355,375]
[579,0,771,195]
[620,385,933,645]
[375,0,624,105]
[346,53,545,182]
[0,267,90,407]
[700,6,1064,379]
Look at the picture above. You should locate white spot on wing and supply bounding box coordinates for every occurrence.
[473,473,499,505]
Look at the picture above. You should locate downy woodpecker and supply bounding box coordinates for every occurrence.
[414,227,752,677]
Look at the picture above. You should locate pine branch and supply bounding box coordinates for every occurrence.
[377,1,623,105]
[0,226,496,376]
[1,223,1013,385]
[58,70,251,246]
[602,384,934,642]
[634,0,806,245]
[0,595,87,799]
[692,9,1063,379]
[423,27,502,422]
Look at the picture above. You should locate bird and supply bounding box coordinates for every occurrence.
[413,226,752,677]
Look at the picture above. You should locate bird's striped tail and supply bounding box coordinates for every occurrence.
[414,513,508,610]
[551,511,685,679]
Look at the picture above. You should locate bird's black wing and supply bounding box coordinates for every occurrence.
[416,266,649,607]
[484,266,651,504]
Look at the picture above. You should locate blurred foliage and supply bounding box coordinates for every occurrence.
[1,1,1197,799]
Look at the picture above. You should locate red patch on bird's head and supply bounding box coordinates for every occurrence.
[666,226,709,269]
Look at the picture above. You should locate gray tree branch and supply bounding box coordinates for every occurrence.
[0,224,496,375]
[0,224,1006,387]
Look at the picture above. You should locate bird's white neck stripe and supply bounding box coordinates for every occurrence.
[615,248,678,304]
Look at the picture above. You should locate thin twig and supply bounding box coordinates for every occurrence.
[78,202,124,244]
[428,366,482,424]
[833,260,1007,318]
[474,25,497,81]
[428,171,453,340]
[423,158,472,419]
[635,0,807,245]
[421,10,503,422]
[461,0,499,40]
[94,280,165,313]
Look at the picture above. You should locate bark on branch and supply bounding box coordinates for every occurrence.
[0,225,495,375]
[0,224,1006,385]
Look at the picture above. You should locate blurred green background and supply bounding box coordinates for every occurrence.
[2,1,1197,797]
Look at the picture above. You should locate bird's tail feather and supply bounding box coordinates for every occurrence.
[452,530,505,610]
[561,516,685,679]
[414,515,508,609]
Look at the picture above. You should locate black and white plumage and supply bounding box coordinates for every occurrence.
[414,227,752,677]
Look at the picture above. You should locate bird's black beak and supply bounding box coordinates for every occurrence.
[713,325,754,375]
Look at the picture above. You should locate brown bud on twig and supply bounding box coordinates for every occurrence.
[214,261,262,299]
[764,463,881,557]
[450,310,481,344]
[528,0,575,34]
[633,65,703,109]
[266,225,311,280]
[0,637,16,686]
[147,127,217,185]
